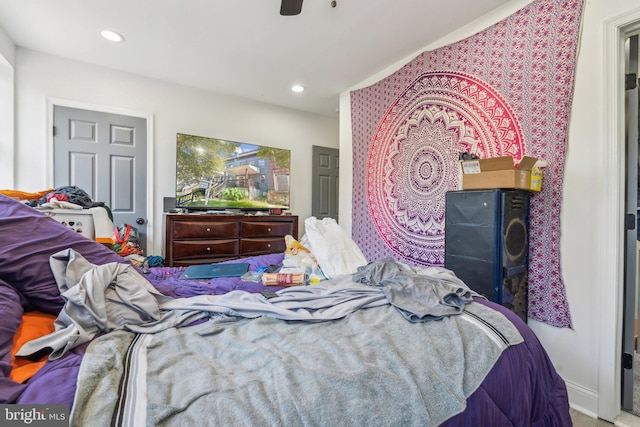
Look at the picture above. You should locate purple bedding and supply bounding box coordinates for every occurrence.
[145,253,285,298]
[0,195,571,425]
[0,195,127,403]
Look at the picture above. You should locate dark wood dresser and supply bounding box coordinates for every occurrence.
[164,214,298,267]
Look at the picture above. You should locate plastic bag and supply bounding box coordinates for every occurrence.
[283,234,325,285]
[113,224,144,257]
[303,217,368,279]
[283,235,316,268]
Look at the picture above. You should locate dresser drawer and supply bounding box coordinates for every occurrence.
[165,214,297,267]
[173,221,239,239]
[240,237,287,254]
[241,221,294,238]
[172,239,239,260]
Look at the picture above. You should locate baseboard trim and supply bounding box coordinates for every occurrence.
[565,378,602,420]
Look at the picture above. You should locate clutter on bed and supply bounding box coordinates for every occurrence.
[261,270,305,286]
[0,195,572,426]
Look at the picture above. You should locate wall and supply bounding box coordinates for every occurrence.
[340,0,640,421]
[0,25,14,189]
[0,25,14,65]
[12,48,338,257]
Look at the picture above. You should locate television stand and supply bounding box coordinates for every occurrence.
[164,214,298,267]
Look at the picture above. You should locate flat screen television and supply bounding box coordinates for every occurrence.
[175,133,291,212]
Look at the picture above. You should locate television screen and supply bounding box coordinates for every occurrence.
[175,133,291,211]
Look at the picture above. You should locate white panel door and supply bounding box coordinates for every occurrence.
[53,105,148,252]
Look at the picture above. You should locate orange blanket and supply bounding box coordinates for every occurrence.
[10,311,56,383]
[0,189,52,201]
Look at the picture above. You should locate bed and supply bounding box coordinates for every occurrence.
[0,194,571,426]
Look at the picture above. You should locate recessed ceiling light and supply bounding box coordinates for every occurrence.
[291,85,305,93]
[100,29,125,42]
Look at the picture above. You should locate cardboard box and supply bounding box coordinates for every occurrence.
[461,155,542,192]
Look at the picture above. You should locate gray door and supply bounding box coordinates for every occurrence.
[623,34,639,412]
[53,105,148,251]
[311,145,339,221]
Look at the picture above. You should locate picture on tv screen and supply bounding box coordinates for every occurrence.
[175,133,291,210]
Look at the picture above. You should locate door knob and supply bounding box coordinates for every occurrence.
[136,217,146,225]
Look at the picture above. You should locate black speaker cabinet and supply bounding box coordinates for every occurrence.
[444,189,530,322]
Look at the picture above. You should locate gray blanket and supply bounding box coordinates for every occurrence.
[15,249,207,360]
[18,250,472,360]
[25,249,523,426]
[70,301,522,427]
[353,257,476,321]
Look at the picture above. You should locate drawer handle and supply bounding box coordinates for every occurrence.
[206,228,211,232]
[267,244,271,248]
[206,247,211,251]
[268,227,272,232]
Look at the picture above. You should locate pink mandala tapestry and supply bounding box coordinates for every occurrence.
[367,72,525,265]
[350,0,584,328]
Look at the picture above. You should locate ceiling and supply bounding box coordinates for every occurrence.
[0,0,513,117]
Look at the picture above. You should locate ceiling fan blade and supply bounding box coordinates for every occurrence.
[280,0,303,16]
